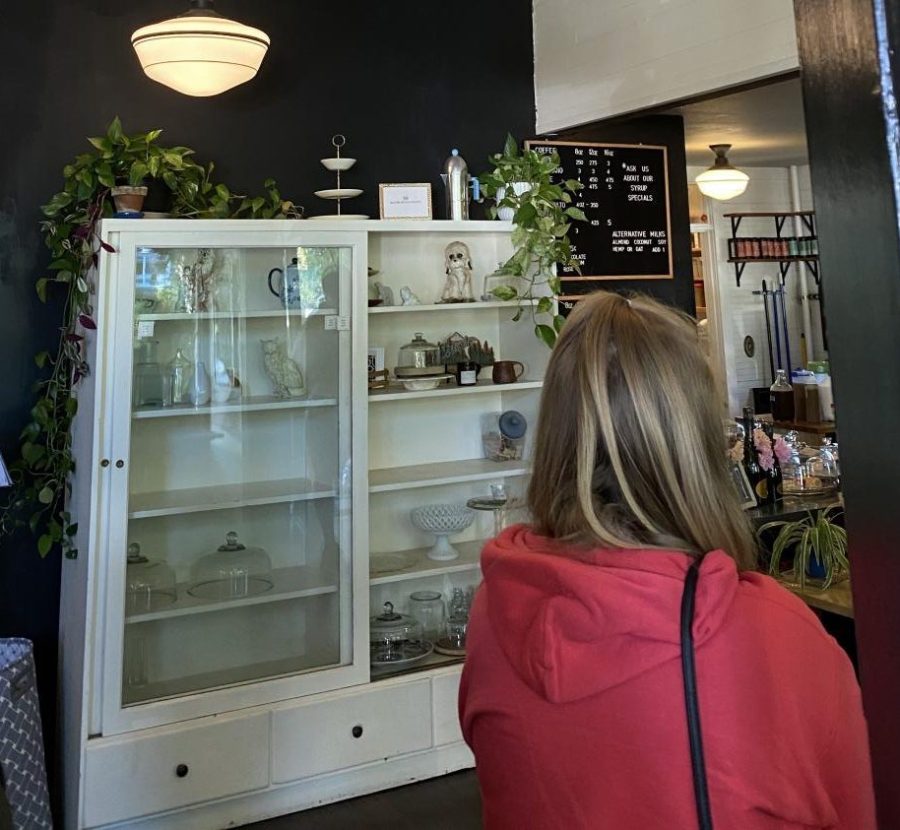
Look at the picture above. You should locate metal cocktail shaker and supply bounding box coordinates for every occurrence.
[441,149,469,220]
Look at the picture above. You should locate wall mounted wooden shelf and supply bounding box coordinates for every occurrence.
[725,211,819,286]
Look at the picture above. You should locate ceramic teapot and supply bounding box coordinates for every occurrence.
[268,258,305,308]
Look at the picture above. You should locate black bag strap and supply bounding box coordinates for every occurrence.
[681,558,714,830]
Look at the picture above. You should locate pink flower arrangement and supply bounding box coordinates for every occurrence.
[774,436,791,465]
[751,429,791,472]
[753,428,775,472]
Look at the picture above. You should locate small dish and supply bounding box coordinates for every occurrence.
[433,636,467,657]
[320,157,357,172]
[314,188,363,200]
[399,374,452,392]
[370,639,433,668]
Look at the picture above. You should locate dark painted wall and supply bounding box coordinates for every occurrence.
[0,0,536,777]
[547,115,696,315]
[793,0,900,823]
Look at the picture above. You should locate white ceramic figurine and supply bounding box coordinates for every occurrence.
[260,338,306,398]
[441,240,475,302]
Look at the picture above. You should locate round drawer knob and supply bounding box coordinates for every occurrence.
[351,725,363,739]
[100,459,110,468]
[115,459,125,469]
[175,764,189,778]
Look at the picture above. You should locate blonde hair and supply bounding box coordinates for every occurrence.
[528,291,756,570]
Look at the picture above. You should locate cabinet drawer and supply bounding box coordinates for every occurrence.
[432,671,464,746]
[83,714,269,827]
[272,680,432,783]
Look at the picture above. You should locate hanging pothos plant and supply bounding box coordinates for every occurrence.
[479,134,586,347]
[1,117,302,558]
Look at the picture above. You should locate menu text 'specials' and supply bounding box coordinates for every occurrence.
[526,140,673,308]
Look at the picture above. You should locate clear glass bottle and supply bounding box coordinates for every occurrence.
[132,339,164,408]
[769,369,794,422]
[168,348,193,405]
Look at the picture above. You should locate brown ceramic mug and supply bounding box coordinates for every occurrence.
[492,360,525,384]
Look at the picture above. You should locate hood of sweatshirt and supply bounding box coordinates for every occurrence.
[480,524,740,704]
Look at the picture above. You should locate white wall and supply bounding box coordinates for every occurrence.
[694,165,825,415]
[533,0,799,131]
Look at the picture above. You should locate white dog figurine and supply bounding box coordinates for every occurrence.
[441,241,475,302]
[400,286,421,305]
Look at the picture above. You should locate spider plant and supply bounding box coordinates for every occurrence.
[758,506,849,590]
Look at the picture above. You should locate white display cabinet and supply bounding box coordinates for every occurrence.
[60,219,545,829]
[365,225,547,680]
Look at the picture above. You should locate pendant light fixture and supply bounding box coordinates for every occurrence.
[131,0,270,97]
[694,144,750,201]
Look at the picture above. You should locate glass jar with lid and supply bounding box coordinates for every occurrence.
[779,441,808,496]
[188,531,273,600]
[370,601,429,665]
[395,332,443,378]
[805,439,840,490]
[408,591,445,641]
[125,542,176,614]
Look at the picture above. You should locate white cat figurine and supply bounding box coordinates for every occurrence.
[260,338,306,398]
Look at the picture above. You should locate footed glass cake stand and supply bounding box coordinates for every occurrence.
[410,504,475,561]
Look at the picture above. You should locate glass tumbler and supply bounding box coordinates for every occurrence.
[409,590,445,642]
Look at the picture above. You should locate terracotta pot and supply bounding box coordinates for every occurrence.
[111,186,148,214]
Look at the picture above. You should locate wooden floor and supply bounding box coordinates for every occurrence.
[245,770,482,829]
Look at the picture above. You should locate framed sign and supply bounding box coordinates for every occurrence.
[379,183,433,220]
[728,461,758,510]
[525,140,674,290]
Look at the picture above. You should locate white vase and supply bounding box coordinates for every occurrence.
[190,361,211,406]
[495,181,531,222]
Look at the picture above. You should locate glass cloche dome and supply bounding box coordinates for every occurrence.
[126,542,176,614]
[188,531,273,600]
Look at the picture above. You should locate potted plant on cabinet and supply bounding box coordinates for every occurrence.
[0,117,301,559]
[758,506,849,590]
[478,135,585,347]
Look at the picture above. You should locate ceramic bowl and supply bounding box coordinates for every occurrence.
[399,375,452,392]
[320,157,357,172]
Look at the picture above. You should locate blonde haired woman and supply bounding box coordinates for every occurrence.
[459,291,875,829]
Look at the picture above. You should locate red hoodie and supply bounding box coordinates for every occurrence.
[459,525,876,829]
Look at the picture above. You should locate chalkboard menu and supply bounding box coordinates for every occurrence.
[526,141,674,293]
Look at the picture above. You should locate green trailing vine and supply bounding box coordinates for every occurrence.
[479,134,585,347]
[1,117,302,558]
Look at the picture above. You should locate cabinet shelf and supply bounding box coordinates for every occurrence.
[132,395,338,420]
[135,309,338,321]
[122,648,339,706]
[369,379,542,402]
[370,650,464,681]
[369,540,484,585]
[125,566,339,624]
[369,458,528,493]
[129,477,336,519]
[369,300,535,315]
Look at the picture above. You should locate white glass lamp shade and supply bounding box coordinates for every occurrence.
[132,3,270,97]
[695,144,750,201]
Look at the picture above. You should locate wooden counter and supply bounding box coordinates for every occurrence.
[786,580,854,618]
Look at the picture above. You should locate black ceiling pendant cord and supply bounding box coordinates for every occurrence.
[681,557,714,830]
